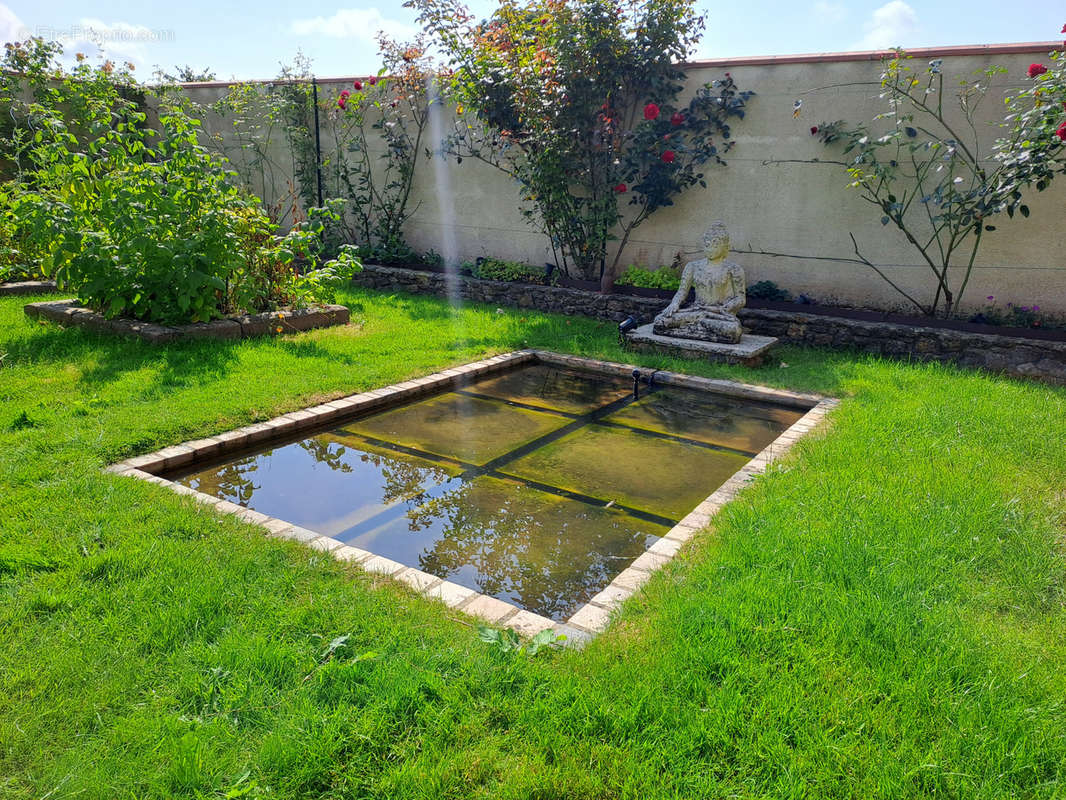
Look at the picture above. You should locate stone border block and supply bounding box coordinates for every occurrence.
[465,594,519,624]
[426,580,478,609]
[0,280,58,296]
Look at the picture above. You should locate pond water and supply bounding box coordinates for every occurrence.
[170,364,802,620]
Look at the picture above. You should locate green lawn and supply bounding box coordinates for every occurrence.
[2,287,1065,799]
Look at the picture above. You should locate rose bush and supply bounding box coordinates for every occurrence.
[406,0,752,282]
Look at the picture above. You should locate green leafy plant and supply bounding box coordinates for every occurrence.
[747,280,792,301]
[472,257,553,284]
[325,35,443,264]
[211,38,442,266]
[993,43,1066,212]
[408,0,752,283]
[477,625,564,656]
[969,295,1061,330]
[5,41,359,324]
[815,49,1060,317]
[614,265,680,290]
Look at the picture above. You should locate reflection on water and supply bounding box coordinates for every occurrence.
[174,365,803,620]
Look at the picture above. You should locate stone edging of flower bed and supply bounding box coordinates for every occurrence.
[24,299,350,343]
[351,264,1066,384]
[0,280,58,296]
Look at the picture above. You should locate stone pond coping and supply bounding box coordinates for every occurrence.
[24,299,350,343]
[352,264,1066,384]
[103,349,838,646]
[0,280,58,296]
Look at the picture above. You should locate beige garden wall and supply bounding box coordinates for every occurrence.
[182,42,1066,315]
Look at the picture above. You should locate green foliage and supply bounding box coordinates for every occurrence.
[815,50,1059,317]
[210,38,440,264]
[614,265,680,290]
[970,296,1062,330]
[470,257,553,284]
[408,0,752,281]
[2,40,359,324]
[747,279,792,301]
[477,625,564,656]
[0,188,48,283]
[993,46,1066,213]
[326,36,441,260]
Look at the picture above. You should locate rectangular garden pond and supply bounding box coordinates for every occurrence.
[108,351,835,640]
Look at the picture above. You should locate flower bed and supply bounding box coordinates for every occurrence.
[352,264,1066,383]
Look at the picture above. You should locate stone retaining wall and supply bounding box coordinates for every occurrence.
[25,299,350,343]
[352,265,1066,383]
[354,264,665,322]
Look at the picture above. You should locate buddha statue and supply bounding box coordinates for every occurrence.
[652,221,745,344]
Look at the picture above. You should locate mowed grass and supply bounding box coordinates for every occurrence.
[1,286,1065,799]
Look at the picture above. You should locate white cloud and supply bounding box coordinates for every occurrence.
[0,3,31,44]
[855,1,919,50]
[291,7,416,43]
[813,1,847,24]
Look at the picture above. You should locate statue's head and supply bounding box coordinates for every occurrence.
[702,221,730,260]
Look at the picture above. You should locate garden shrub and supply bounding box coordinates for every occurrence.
[747,280,792,301]
[208,36,443,267]
[614,265,680,290]
[0,187,48,283]
[470,257,553,285]
[409,0,752,283]
[4,40,359,323]
[814,36,1066,317]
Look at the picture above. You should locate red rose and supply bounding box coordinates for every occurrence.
[368,76,378,85]
[338,97,347,109]
[661,150,675,163]
[1028,63,1048,78]
[614,183,627,193]
[1057,121,1066,141]
[670,111,684,126]
[810,125,819,135]
[643,103,659,121]
[353,80,363,90]
[1061,23,1066,33]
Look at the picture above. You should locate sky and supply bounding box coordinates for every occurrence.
[2,1,1062,81]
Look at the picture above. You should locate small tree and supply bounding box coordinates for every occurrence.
[407,0,751,283]
[815,49,1063,318]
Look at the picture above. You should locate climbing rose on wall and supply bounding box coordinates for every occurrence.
[643,102,659,120]
[1057,121,1066,141]
[1028,63,1048,77]
[614,183,627,192]
[660,149,675,163]
[670,111,684,126]
[353,80,363,90]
